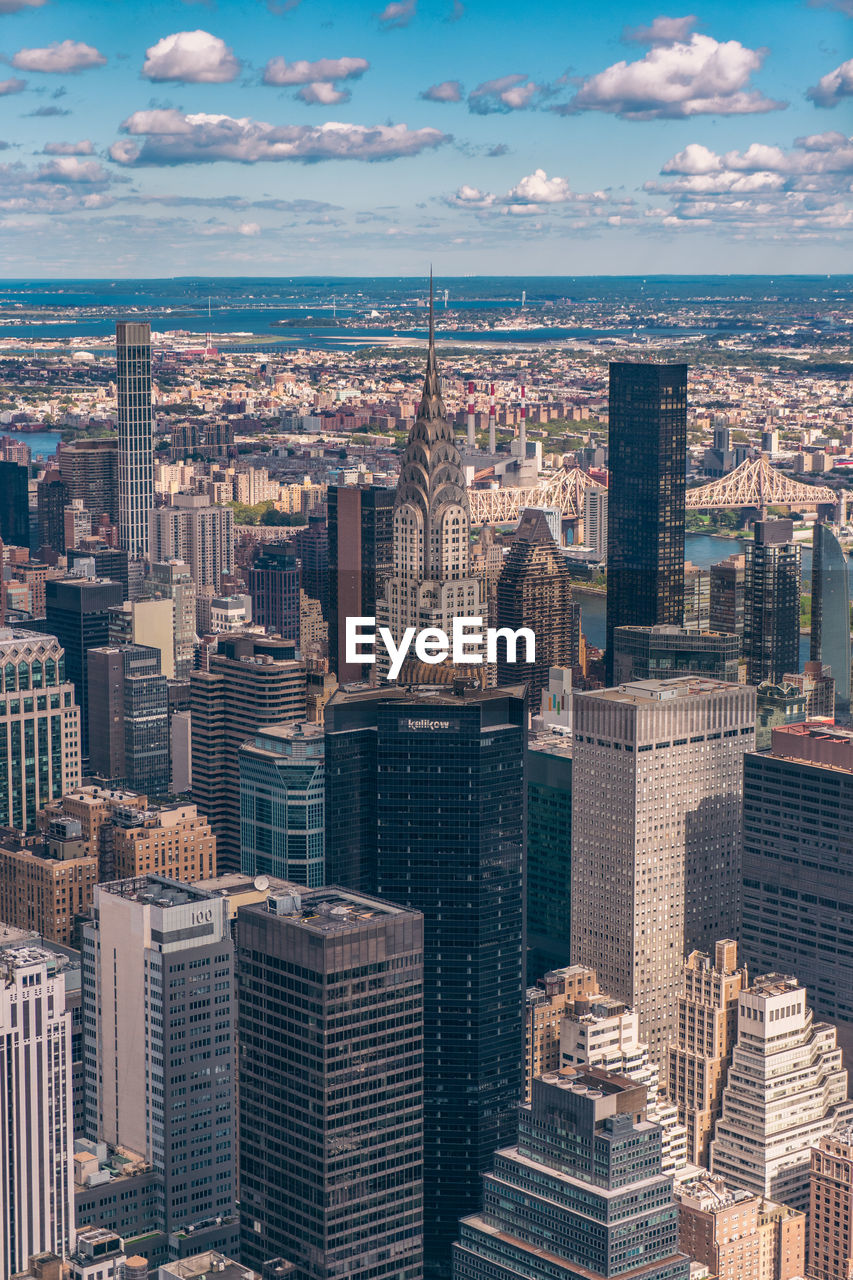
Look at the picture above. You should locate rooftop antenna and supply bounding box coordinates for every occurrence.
[443,289,449,308]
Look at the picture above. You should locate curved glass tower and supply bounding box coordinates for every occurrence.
[811,521,851,720]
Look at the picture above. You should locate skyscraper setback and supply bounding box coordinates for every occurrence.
[116,321,154,561]
[605,362,687,682]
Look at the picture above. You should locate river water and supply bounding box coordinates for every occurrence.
[1,429,62,458]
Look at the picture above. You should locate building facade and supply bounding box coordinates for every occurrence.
[666,939,748,1167]
[526,729,573,979]
[245,545,301,646]
[87,644,170,795]
[237,885,424,1280]
[327,484,395,682]
[743,520,801,685]
[59,438,119,525]
[116,321,154,560]
[605,362,687,683]
[808,1124,853,1280]
[571,678,755,1058]
[239,721,324,886]
[0,945,76,1278]
[0,459,29,547]
[613,624,742,684]
[523,965,599,1101]
[45,576,123,760]
[710,974,853,1212]
[675,1177,761,1280]
[0,628,81,831]
[810,520,851,721]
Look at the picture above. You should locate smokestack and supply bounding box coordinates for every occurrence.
[467,380,476,451]
[488,383,496,454]
[519,384,527,453]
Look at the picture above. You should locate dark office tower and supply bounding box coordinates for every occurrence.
[613,624,742,684]
[237,886,424,1280]
[527,729,572,982]
[743,519,801,685]
[245,544,301,644]
[191,633,306,871]
[45,575,123,759]
[327,484,394,682]
[83,877,238,1250]
[605,362,687,683]
[88,644,169,794]
[291,513,329,615]
[59,437,119,524]
[116,320,154,559]
[37,470,68,554]
[0,460,29,546]
[811,520,851,720]
[452,1069,690,1280]
[325,682,526,1275]
[68,545,130,598]
[742,722,853,1062]
[710,553,746,636]
[496,507,580,705]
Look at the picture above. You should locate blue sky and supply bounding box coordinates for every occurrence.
[0,0,850,276]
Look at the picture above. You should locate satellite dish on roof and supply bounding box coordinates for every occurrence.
[254,875,270,891]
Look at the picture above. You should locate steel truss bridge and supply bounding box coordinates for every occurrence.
[686,456,837,511]
[468,467,600,524]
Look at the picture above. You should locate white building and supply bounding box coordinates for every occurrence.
[0,945,75,1276]
[711,974,853,1212]
[571,677,756,1058]
[560,993,687,1172]
[583,484,608,559]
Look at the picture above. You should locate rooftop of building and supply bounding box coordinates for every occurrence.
[747,973,802,999]
[591,676,741,704]
[0,627,62,650]
[767,721,853,772]
[97,875,215,908]
[52,784,147,807]
[0,943,68,972]
[329,679,526,708]
[243,884,419,934]
[158,1252,257,1280]
[528,728,573,758]
[0,920,39,947]
[676,1175,757,1212]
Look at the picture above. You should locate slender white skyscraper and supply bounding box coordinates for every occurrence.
[117,320,154,559]
[0,944,76,1276]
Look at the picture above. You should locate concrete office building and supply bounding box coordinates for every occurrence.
[742,723,853,1060]
[58,437,119,525]
[605,362,687,683]
[237,885,424,1280]
[0,628,81,831]
[452,1068,691,1280]
[144,560,197,681]
[191,633,307,871]
[571,678,755,1057]
[559,992,687,1172]
[239,721,324,886]
[116,321,154,560]
[327,483,394,683]
[0,945,76,1278]
[710,552,746,637]
[324,682,526,1273]
[149,495,234,625]
[82,877,237,1247]
[0,822,97,947]
[67,546,130,600]
[45,575,123,759]
[710,975,853,1212]
[109,596,176,679]
[613,624,742,685]
[666,940,748,1167]
[808,1123,853,1280]
[675,1177,762,1280]
[523,965,599,1102]
[245,545,301,646]
[744,520,801,685]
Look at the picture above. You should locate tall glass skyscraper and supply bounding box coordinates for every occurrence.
[811,520,851,720]
[743,519,801,685]
[116,320,154,560]
[605,363,687,684]
[325,682,526,1276]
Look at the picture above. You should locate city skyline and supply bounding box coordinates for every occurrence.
[0,0,851,276]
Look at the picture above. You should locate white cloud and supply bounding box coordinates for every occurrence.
[43,140,95,156]
[565,33,785,119]
[12,40,107,73]
[35,157,111,186]
[420,80,463,102]
[238,221,260,236]
[0,77,26,95]
[378,0,416,28]
[447,168,608,214]
[142,30,241,83]
[296,82,350,105]
[262,56,369,86]
[109,109,450,165]
[468,74,544,114]
[622,15,697,44]
[507,169,573,203]
[807,58,853,107]
[0,0,46,10]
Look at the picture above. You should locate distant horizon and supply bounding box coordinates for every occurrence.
[3,272,852,283]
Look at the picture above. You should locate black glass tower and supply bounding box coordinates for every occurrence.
[743,519,801,685]
[327,484,394,682]
[44,575,123,760]
[605,363,687,684]
[0,461,30,547]
[324,682,526,1276]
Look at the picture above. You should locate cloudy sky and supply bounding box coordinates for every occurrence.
[1,0,851,276]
